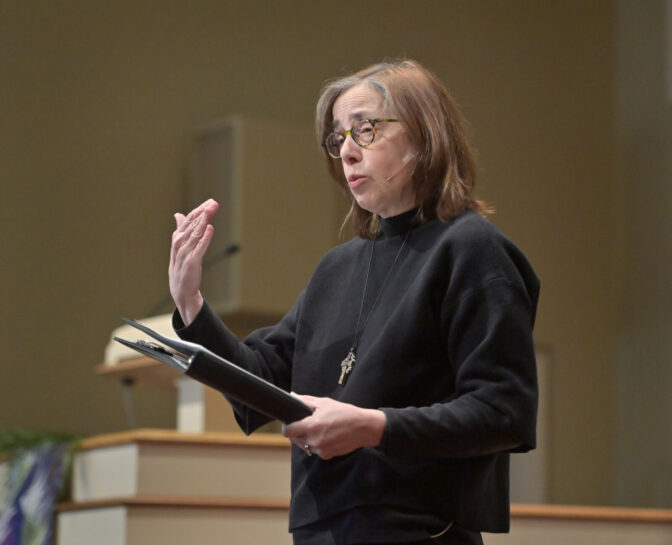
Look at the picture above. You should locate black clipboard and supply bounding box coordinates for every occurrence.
[114,318,313,424]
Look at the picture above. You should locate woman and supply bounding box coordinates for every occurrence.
[169,60,539,545]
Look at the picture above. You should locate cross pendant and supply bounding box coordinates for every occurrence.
[339,349,356,386]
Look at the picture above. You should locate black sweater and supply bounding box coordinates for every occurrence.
[174,209,540,541]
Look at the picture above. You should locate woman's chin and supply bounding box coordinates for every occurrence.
[353,197,378,215]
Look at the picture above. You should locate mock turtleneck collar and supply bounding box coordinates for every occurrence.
[378,207,419,238]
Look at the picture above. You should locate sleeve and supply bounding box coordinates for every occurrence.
[173,294,304,434]
[380,274,539,459]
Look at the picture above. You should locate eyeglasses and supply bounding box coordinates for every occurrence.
[323,118,400,159]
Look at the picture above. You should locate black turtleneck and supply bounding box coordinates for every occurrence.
[378,206,419,237]
[173,208,540,544]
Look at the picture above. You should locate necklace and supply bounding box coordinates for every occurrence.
[338,227,412,386]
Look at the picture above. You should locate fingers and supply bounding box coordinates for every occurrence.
[171,199,218,266]
[173,200,217,242]
[281,422,312,455]
[283,401,325,457]
[282,409,314,453]
[286,434,315,456]
[172,200,217,248]
[178,199,219,232]
[283,409,311,439]
[295,394,320,407]
[197,222,215,254]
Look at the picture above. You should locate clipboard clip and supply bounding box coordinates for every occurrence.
[114,317,201,373]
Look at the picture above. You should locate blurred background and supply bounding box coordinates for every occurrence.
[1,0,670,511]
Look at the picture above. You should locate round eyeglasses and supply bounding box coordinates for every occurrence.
[323,118,400,159]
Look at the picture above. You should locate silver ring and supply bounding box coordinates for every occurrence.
[304,444,312,456]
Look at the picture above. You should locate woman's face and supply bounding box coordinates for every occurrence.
[331,83,417,218]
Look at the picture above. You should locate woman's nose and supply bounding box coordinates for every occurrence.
[339,134,361,164]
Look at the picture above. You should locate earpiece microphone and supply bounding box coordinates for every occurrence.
[385,152,417,182]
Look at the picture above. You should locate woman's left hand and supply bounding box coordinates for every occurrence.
[282,395,386,459]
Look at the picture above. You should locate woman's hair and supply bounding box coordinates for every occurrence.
[316,59,492,238]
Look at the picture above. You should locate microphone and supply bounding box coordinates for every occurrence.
[147,243,241,316]
[385,151,417,182]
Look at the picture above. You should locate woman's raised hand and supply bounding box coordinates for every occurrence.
[169,199,219,325]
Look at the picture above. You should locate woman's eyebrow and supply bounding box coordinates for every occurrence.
[332,109,373,130]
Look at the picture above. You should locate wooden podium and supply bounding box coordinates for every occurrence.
[56,429,292,545]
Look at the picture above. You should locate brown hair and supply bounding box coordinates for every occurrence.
[316,59,492,239]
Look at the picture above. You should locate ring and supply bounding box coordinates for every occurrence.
[304,444,312,456]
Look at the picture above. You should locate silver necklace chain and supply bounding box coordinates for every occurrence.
[338,228,412,386]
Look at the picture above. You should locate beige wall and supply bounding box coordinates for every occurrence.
[614,0,672,508]
[0,1,625,507]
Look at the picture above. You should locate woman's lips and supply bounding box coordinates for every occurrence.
[347,174,366,189]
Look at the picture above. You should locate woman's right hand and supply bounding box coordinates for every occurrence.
[169,199,219,326]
